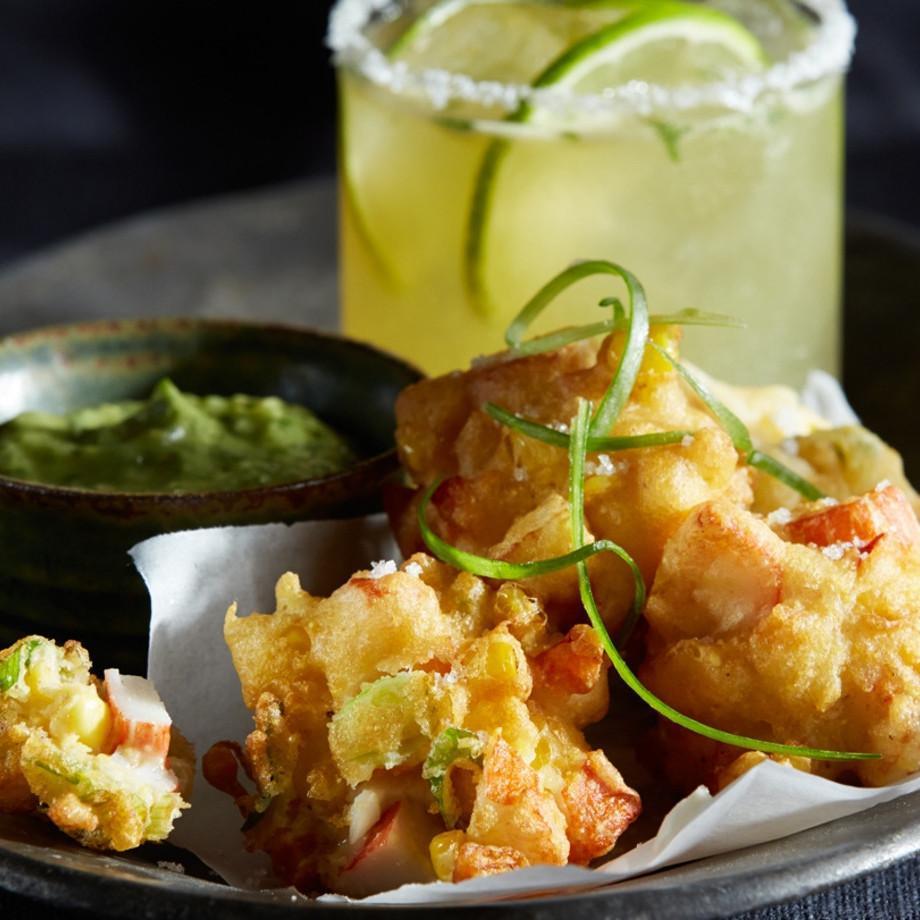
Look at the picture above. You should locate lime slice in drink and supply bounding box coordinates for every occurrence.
[340,0,638,286]
[466,2,768,318]
[389,0,638,82]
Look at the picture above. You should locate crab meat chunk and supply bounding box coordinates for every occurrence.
[783,485,920,550]
[103,670,172,760]
[335,800,440,899]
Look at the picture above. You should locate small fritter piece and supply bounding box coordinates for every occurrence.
[208,555,640,896]
[640,488,920,791]
[752,425,920,517]
[0,636,190,850]
[393,329,749,633]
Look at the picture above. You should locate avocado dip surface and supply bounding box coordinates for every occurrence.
[0,378,357,492]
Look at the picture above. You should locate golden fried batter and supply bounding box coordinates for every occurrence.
[641,487,920,791]
[210,555,640,896]
[393,329,749,633]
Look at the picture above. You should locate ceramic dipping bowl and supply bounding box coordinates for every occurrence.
[0,318,421,673]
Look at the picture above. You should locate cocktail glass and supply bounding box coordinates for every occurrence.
[330,0,855,385]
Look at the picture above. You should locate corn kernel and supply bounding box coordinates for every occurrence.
[429,830,464,882]
[531,737,552,770]
[49,685,112,751]
[25,646,60,698]
[643,326,681,375]
[584,476,609,500]
[486,640,517,682]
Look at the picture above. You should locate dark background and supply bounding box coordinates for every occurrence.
[0,0,918,268]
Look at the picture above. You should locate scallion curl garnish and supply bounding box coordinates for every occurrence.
[505,260,648,438]
[505,258,742,359]
[747,449,826,500]
[650,343,826,502]
[484,402,693,453]
[416,480,645,645]
[510,307,745,360]
[567,398,877,763]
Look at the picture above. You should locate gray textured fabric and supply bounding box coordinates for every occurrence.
[738,853,920,919]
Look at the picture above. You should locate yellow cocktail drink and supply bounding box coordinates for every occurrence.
[331,0,854,384]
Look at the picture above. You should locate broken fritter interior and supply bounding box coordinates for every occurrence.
[0,636,191,850]
[207,555,640,897]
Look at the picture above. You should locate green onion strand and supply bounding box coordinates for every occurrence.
[567,400,645,645]
[505,260,746,357]
[507,308,743,359]
[649,308,746,329]
[500,260,651,437]
[504,261,648,438]
[650,342,753,454]
[587,265,649,438]
[417,480,632,581]
[510,321,614,358]
[484,402,693,452]
[505,261,622,350]
[567,397,876,763]
[748,450,826,502]
[650,343,826,502]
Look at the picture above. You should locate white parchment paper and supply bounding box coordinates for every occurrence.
[132,513,920,905]
[129,374,917,905]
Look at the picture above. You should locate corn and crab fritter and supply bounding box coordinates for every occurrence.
[0,636,191,850]
[641,484,920,792]
[390,328,750,636]
[207,555,641,897]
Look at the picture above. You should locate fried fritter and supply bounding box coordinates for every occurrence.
[0,636,190,850]
[208,555,640,896]
[751,424,920,517]
[393,329,749,633]
[640,486,920,791]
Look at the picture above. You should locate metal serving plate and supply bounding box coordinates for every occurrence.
[0,180,917,918]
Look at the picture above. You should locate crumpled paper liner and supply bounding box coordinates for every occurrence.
[132,517,920,905]
[130,371,918,904]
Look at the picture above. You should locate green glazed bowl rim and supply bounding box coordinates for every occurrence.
[0,316,424,508]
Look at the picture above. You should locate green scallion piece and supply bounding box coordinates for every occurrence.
[484,402,693,453]
[651,342,753,454]
[749,450,826,502]
[505,261,620,350]
[567,400,645,646]
[505,261,648,438]
[505,261,745,357]
[417,480,627,581]
[588,266,649,438]
[650,308,746,329]
[567,397,877,763]
[510,321,614,358]
[650,343,826,502]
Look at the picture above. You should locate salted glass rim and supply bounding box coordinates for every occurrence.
[327,0,856,117]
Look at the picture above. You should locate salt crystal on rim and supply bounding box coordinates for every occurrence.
[328,0,856,118]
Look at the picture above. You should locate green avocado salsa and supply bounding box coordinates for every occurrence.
[0,379,357,493]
